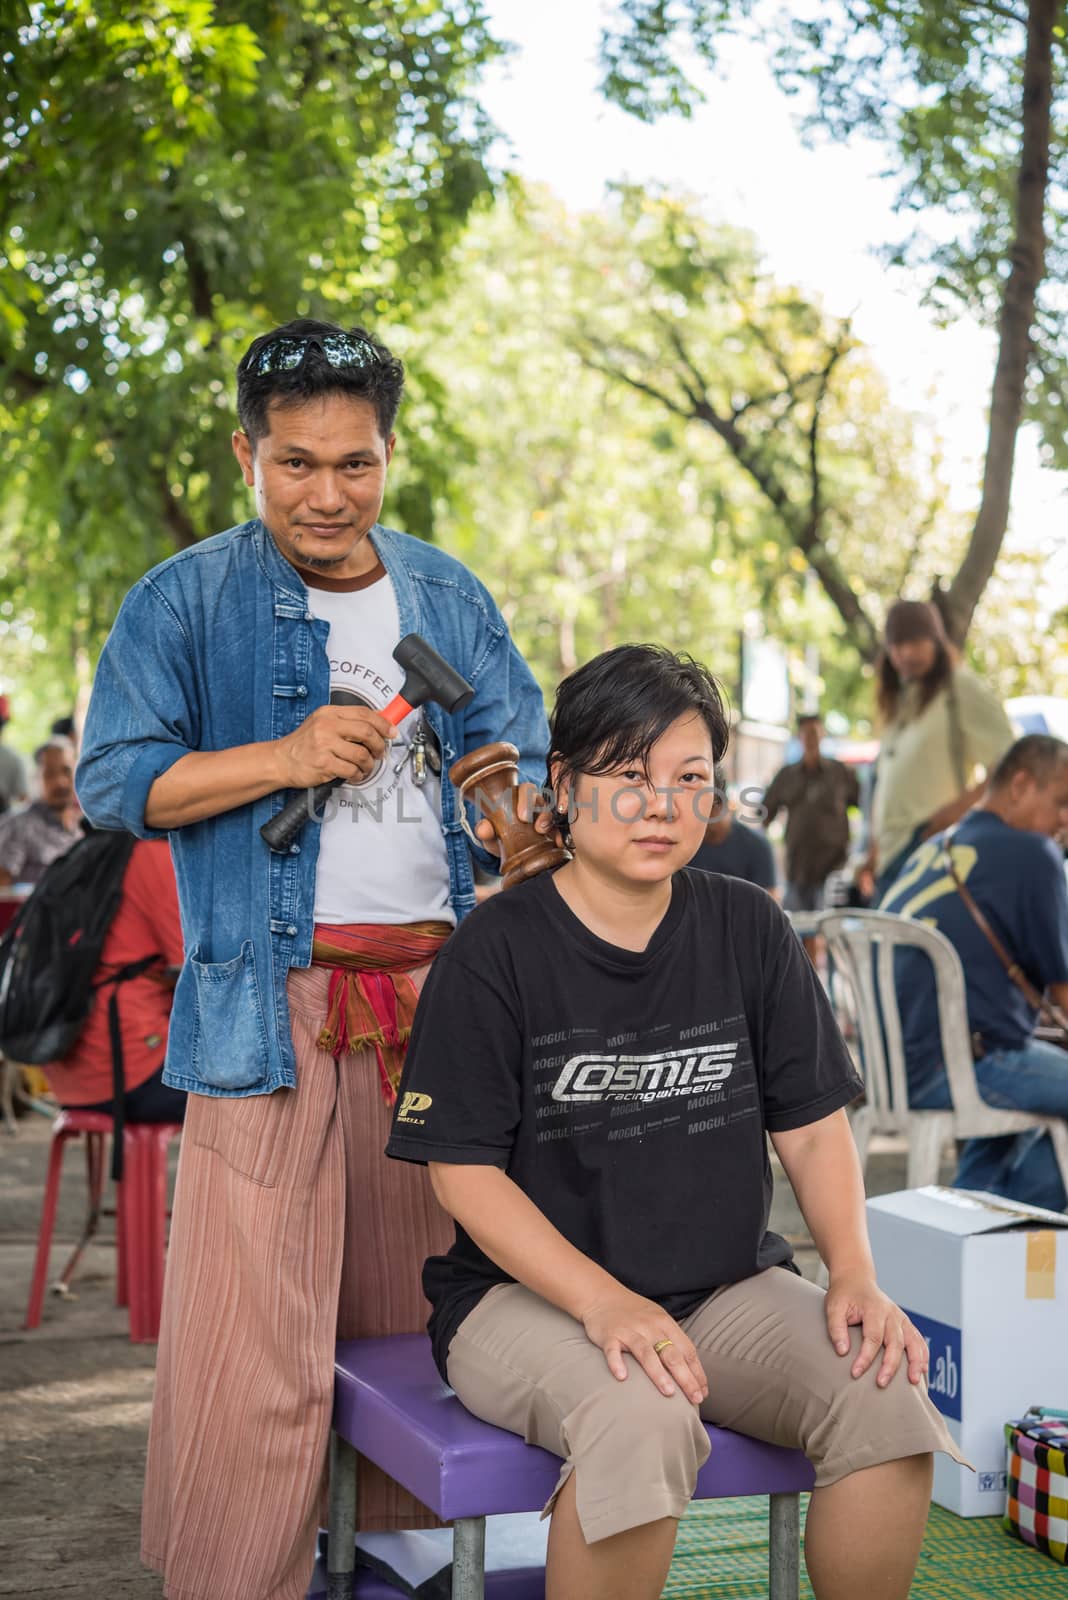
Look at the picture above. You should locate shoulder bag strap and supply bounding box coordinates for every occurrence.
[942,836,1068,1031]
[945,677,968,793]
[95,953,163,1181]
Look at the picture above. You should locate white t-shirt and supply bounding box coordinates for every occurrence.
[305,570,455,927]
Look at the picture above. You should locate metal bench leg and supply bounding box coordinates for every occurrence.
[327,1431,357,1600]
[768,1491,801,1600]
[452,1515,486,1600]
[54,1130,107,1298]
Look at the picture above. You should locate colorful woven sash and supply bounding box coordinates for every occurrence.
[311,921,452,1104]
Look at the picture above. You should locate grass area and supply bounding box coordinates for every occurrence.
[664,1495,1063,1598]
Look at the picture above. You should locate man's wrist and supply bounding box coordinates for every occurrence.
[263,737,290,791]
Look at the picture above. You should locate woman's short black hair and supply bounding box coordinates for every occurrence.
[548,644,730,798]
[235,318,404,445]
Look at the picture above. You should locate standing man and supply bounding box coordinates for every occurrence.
[0,739,81,885]
[764,714,859,945]
[884,735,1068,1213]
[871,599,1013,898]
[75,320,549,1600]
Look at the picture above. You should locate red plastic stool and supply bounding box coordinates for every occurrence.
[24,1109,182,1342]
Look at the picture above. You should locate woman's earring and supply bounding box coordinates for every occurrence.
[551,792,574,852]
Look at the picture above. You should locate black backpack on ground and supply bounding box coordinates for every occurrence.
[0,828,160,1175]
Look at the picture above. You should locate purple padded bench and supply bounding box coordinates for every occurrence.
[326,1333,815,1599]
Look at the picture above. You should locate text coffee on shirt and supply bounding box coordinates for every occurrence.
[304,571,455,926]
[386,868,863,1378]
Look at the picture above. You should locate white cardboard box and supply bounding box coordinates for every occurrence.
[866,1186,1068,1517]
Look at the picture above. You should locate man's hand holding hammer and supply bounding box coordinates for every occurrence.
[143,713,395,834]
[273,705,395,791]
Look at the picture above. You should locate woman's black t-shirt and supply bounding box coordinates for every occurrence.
[386,868,862,1378]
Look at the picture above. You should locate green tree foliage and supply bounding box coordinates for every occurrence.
[0,0,501,727]
[413,189,971,719]
[596,0,1066,644]
[559,186,963,665]
[599,0,738,120]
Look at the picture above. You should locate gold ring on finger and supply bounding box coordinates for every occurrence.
[653,1338,673,1355]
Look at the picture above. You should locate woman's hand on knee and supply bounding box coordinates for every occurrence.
[580,1290,708,1405]
[825,1273,929,1389]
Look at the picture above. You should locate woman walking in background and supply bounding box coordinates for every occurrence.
[871,599,1013,899]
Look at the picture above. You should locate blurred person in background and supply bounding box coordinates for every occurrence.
[884,735,1068,1213]
[689,762,779,897]
[50,712,79,758]
[0,695,28,816]
[41,837,186,1125]
[0,739,81,886]
[763,714,858,949]
[870,600,1013,899]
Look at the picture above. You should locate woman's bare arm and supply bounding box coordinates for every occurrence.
[429,1162,707,1402]
[773,1110,928,1387]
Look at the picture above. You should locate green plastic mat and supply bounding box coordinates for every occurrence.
[664,1496,1066,1598]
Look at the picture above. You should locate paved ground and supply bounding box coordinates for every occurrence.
[0,1109,947,1600]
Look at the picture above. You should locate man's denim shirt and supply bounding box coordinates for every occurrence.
[76,520,549,1098]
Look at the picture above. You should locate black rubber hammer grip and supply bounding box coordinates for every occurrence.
[260,633,474,852]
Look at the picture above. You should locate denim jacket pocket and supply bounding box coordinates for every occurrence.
[188,941,271,1090]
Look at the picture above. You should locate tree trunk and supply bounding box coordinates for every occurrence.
[942,0,1055,645]
[157,472,201,549]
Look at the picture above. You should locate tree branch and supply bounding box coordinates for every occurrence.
[179,231,216,324]
[578,344,695,421]
[580,325,879,658]
[3,366,52,402]
[156,470,200,549]
[944,0,1056,644]
[660,320,711,404]
[796,339,879,659]
[961,0,1028,28]
[895,519,931,594]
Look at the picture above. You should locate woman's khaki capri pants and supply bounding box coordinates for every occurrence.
[447,1267,967,1544]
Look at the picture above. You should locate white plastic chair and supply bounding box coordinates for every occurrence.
[784,909,824,943]
[819,908,1068,1192]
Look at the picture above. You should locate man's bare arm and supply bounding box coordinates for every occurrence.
[428,1163,708,1403]
[146,744,288,830]
[144,705,394,830]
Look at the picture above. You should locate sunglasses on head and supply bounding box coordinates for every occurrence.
[250,333,382,377]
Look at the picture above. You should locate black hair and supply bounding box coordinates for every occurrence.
[988,734,1068,791]
[797,712,822,729]
[50,714,75,739]
[235,318,405,446]
[548,645,730,810]
[876,640,953,723]
[34,738,74,766]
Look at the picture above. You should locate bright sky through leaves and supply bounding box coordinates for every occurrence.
[479,0,1068,606]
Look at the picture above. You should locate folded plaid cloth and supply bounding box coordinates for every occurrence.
[1005,1408,1068,1565]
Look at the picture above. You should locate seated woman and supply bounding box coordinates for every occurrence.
[386,645,965,1600]
[42,837,186,1126]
